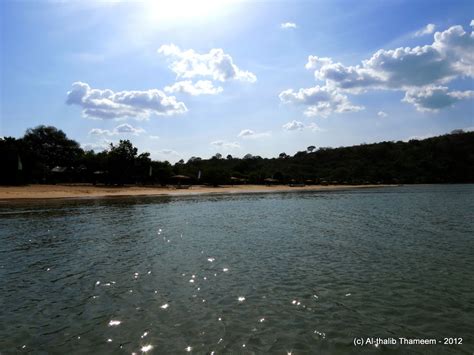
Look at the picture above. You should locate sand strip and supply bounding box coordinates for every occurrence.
[0,184,394,201]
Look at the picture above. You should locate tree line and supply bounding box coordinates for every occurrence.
[1,125,473,186]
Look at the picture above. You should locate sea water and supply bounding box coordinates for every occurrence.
[0,185,473,354]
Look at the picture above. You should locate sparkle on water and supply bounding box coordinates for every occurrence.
[1,185,473,353]
[140,344,153,352]
[108,320,121,327]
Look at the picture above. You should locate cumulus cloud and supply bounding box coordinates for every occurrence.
[115,123,145,134]
[89,128,113,136]
[164,80,223,96]
[413,23,436,37]
[89,123,145,136]
[300,23,474,112]
[282,120,324,132]
[279,86,364,117]
[377,111,388,118]
[66,82,187,120]
[158,44,257,83]
[308,24,474,89]
[237,129,271,139]
[81,140,111,152]
[210,140,241,149]
[402,86,474,112]
[282,120,305,131]
[281,22,297,29]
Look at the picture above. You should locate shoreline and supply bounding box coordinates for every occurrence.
[0,184,394,202]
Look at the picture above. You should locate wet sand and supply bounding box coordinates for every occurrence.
[0,184,392,201]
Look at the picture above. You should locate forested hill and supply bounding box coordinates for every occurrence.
[180,131,474,184]
[1,126,473,185]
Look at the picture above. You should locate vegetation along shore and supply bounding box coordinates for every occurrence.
[1,126,473,188]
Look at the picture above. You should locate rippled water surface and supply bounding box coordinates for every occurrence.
[1,185,473,354]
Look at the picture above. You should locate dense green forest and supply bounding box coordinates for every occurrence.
[1,125,473,186]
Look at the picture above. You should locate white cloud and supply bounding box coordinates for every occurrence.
[279,86,364,117]
[237,129,271,139]
[158,44,257,83]
[89,123,145,136]
[471,20,474,27]
[89,128,114,136]
[164,80,223,96]
[66,82,187,120]
[282,120,305,131]
[210,140,241,149]
[238,129,254,137]
[281,22,297,29]
[115,123,145,135]
[377,111,388,118]
[318,24,474,88]
[81,140,111,152]
[301,23,474,112]
[413,23,436,37]
[282,120,324,132]
[149,135,160,140]
[402,86,474,112]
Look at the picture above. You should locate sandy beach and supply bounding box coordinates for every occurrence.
[0,184,391,201]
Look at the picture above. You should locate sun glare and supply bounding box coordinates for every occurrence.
[145,0,232,22]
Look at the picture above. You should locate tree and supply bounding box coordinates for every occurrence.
[279,152,288,159]
[135,152,152,183]
[187,156,202,163]
[307,145,316,152]
[22,125,82,166]
[151,161,173,185]
[226,154,233,160]
[22,125,83,182]
[204,167,228,186]
[107,140,138,185]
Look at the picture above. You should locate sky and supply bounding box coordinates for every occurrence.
[1,0,473,162]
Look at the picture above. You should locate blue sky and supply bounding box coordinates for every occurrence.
[1,0,473,162]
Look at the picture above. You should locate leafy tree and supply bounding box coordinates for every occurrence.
[204,167,228,186]
[21,125,83,182]
[187,156,202,163]
[2,125,473,186]
[107,140,138,185]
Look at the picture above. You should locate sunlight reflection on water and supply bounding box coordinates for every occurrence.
[0,186,473,353]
